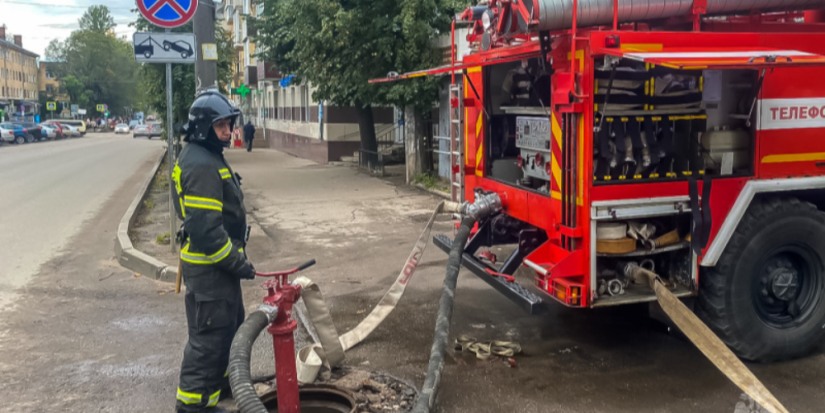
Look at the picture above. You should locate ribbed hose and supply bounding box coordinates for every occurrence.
[411,216,476,413]
[228,310,271,413]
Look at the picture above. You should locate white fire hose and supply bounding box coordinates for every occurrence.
[293,200,463,378]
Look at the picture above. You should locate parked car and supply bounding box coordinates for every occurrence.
[133,124,150,138]
[134,122,162,139]
[10,122,44,141]
[60,120,86,135]
[0,123,19,143]
[114,123,130,134]
[43,121,64,135]
[0,122,30,144]
[129,120,141,130]
[39,123,63,140]
[62,124,80,137]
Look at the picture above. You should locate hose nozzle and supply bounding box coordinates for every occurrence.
[460,192,503,221]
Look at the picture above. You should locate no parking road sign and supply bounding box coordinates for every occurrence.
[137,0,198,28]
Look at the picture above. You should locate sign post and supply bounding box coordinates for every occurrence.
[47,101,56,119]
[136,0,198,252]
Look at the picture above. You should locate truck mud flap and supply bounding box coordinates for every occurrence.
[433,234,546,315]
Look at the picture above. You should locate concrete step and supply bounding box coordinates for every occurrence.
[340,156,358,164]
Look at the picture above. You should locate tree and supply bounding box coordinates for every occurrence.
[79,5,117,35]
[57,30,138,115]
[255,0,465,155]
[44,39,66,61]
[44,5,140,117]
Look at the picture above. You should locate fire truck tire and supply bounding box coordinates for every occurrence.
[698,197,825,362]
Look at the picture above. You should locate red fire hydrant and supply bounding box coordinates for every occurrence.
[256,259,316,413]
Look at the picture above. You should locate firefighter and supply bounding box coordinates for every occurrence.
[172,89,255,413]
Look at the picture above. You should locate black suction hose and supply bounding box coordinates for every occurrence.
[228,309,273,413]
[411,216,476,413]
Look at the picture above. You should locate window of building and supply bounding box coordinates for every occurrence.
[46,84,54,94]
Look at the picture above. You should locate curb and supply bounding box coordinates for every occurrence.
[414,183,452,200]
[114,152,178,282]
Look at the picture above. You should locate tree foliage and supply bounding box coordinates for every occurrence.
[44,39,66,61]
[45,6,138,117]
[255,0,466,150]
[79,5,117,35]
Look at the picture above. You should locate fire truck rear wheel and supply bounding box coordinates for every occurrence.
[698,197,825,362]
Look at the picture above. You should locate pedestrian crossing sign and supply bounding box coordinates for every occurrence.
[97,104,105,112]
[47,102,56,111]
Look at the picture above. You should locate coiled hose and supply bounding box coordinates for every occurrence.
[228,309,273,413]
[411,216,476,413]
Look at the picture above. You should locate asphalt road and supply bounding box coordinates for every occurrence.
[0,135,163,311]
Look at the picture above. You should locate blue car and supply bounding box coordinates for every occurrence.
[0,122,30,144]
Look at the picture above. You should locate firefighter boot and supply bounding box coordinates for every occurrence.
[175,407,231,413]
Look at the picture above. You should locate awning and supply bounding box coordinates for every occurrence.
[594,47,825,70]
[369,50,541,83]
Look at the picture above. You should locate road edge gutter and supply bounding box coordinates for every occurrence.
[114,151,178,282]
[414,183,451,200]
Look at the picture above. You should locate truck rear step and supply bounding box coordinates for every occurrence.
[433,234,546,315]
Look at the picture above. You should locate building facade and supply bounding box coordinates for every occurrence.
[0,25,39,122]
[217,0,395,164]
[38,61,71,119]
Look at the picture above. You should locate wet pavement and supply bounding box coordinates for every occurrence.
[0,145,823,412]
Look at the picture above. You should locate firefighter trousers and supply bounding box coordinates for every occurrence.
[176,277,245,412]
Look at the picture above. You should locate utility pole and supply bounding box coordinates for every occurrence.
[166,29,176,253]
[193,0,218,94]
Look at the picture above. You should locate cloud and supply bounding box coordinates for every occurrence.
[38,22,81,30]
[2,1,141,56]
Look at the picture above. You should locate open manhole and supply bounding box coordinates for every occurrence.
[259,385,356,413]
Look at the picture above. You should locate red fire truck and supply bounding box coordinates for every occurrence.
[374,2,825,362]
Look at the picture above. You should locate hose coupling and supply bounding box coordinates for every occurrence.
[257,304,280,323]
[460,191,503,221]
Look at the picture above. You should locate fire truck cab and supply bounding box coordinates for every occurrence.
[375,4,825,362]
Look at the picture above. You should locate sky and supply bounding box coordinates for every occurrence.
[0,0,139,59]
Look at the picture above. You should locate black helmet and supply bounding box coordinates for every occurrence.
[182,89,241,149]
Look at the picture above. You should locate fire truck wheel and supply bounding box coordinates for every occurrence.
[698,197,825,362]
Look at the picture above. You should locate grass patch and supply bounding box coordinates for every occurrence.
[144,199,155,210]
[414,173,449,193]
[414,173,439,189]
[156,232,171,245]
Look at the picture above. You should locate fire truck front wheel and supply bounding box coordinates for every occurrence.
[698,197,825,362]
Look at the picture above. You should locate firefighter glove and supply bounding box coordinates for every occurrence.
[239,261,256,280]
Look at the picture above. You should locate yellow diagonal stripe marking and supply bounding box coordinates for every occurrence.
[551,156,562,189]
[551,113,562,150]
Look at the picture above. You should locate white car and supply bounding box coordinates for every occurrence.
[0,124,15,143]
[62,124,80,137]
[39,123,60,140]
[114,123,130,134]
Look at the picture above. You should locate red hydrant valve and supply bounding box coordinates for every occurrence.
[256,259,316,413]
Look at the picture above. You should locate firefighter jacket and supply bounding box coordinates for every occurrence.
[172,141,252,287]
